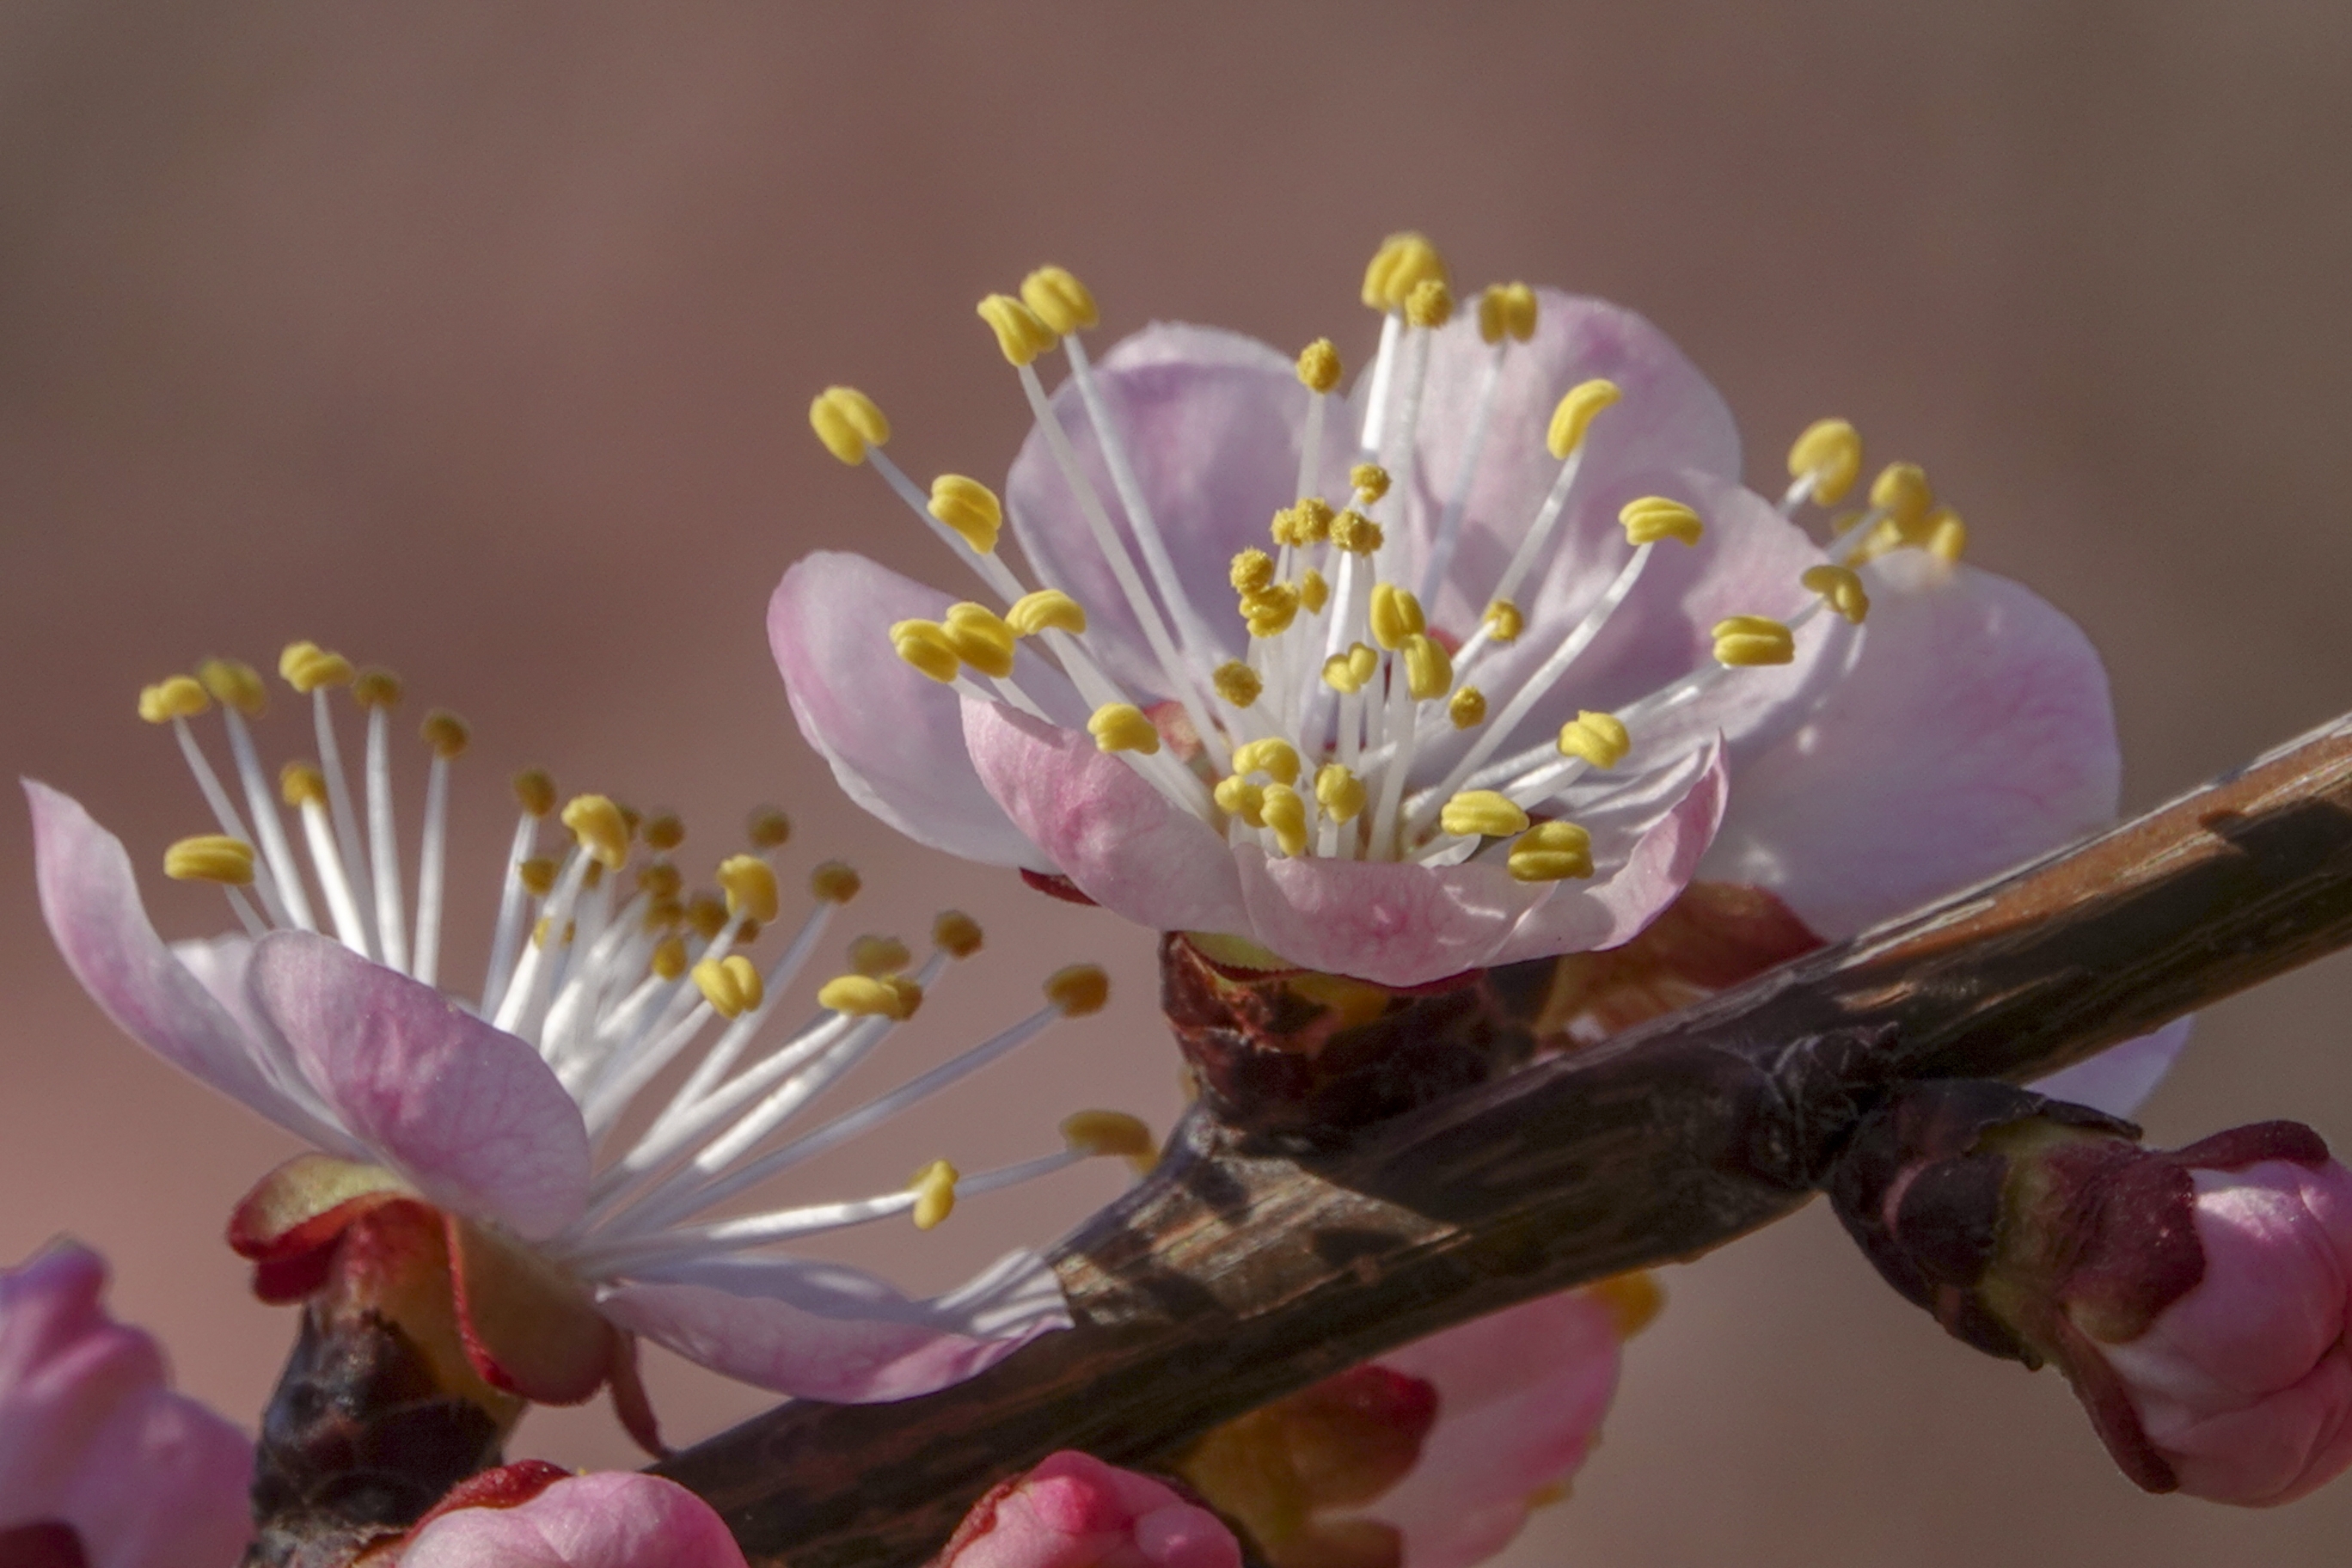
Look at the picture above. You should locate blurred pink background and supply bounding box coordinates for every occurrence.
[4,4,2351,1563]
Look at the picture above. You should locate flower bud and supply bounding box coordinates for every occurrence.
[936,1449,1240,1568]
[1828,1080,2352,1504]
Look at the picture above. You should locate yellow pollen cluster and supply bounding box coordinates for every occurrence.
[716,854,781,923]
[810,386,891,465]
[1298,569,1329,614]
[280,761,327,807]
[420,709,470,760]
[848,934,912,977]
[352,668,402,710]
[693,954,764,1019]
[1088,702,1161,755]
[1258,784,1308,854]
[644,812,688,852]
[137,675,209,724]
[1787,418,1863,505]
[1314,763,1367,824]
[890,621,959,683]
[1547,378,1622,459]
[1231,738,1302,785]
[1270,498,1335,548]
[1483,599,1525,644]
[1062,1109,1157,1174]
[1007,589,1087,636]
[1712,616,1797,667]
[1559,711,1631,769]
[909,1159,959,1231]
[1440,790,1531,840]
[562,794,632,869]
[1368,582,1424,649]
[1213,775,1265,827]
[278,640,355,694]
[928,475,1002,554]
[1321,643,1379,695]
[933,910,984,957]
[1329,509,1383,555]
[163,835,254,885]
[651,935,689,981]
[518,857,561,897]
[977,293,1057,367]
[1448,687,1487,729]
[1239,582,1299,639]
[809,861,861,903]
[513,769,558,818]
[1350,463,1391,504]
[1620,496,1705,548]
[1296,338,1343,394]
[1405,278,1454,329]
[1476,282,1539,345]
[1401,635,1453,701]
[1362,232,1449,312]
[1020,266,1099,334]
[820,971,924,1020]
[1230,548,1277,594]
[1509,820,1595,882]
[197,658,267,719]
[1044,963,1112,1016]
[1801,564,1871,623]
[1212,660,1262,707]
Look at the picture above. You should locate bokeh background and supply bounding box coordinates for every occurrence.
[4,3,2351,1563]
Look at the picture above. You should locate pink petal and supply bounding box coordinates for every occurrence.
[1005,323,1343,696]
[940,1452,1240,1568]
[770,552,1060,871]
[596,1248,1070,1403]
[248,932,591,1240]
[25,781,350,1151]
[963,702,1252,938]
[2029,1018,2195,1118]
[0,1241,254,1568]
[1696,552,2120,938]
[1364,1290,1624,1568]
[401,1472,748,1568]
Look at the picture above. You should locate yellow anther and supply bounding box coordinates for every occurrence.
[1213,775,1266,828]
[1476,282,1539,344]
[1321,643,1376,695]
[1800,564,1871,624]
[1292,497,1335,544]
[163,835,254,885]
[1062,1109,1157,1174]
[1259,783,1308,856]
[891,619,961,684]
[1087,702,1161,755]
[933,910,984,958]
[1589,1270,1664,1338]
[532,916,577,949]
[1232,738,1302,787]
[977,292,1057,366]
[1926,510,1968,562]
[1329,509,1384,555]
[1509,821,1596,883]
[1712,616,1797,667]
[928,475,1003,554]
[352,668,402,710]
[279,761,327,808]
[1620,496,1705,548]
[1007,589,1087,637]
[1239,583,1299,640]
[137,676,209,724]
[1547,378,1621,459]
[1788,418,1863,505]
[1350,462,1391,504]
[1869,462,1933,526]
[1296,338,1343,394]
[1482,599,1526,645]
[1045,963,1112,1016]
[278,641,354,694]
[1211,660,1262,707]
[810,861,861,903]
[1558,710,1632,769]
[195,658,267,718]
[650,935,689,981]
[1297,568,1329,615]
[848,934,912,977]
[1230,548,1277,594]
[819,971,924,1020]
[1368,582,1424,649]
[638,861,683,899]
[692,954,765,1020]
[808,386,890,465]
[1404,277,1454,329]
[1361,231,1449,312]
[685,892,729,940]
[744,806,788,849]
[641,813,685,853]
[512,769,557,818]
[909,1160,959,1231]
[1314,763,1367,824]
[941,603,1018,679]
[1401,634,1453,701]
[1020,266,1099,334]
[1449,686,1487,729]
[420,709,470,760]
[561,794,631,870]
[517,857,560,897]
[715,853,781,924]
[1440,790,1531,839]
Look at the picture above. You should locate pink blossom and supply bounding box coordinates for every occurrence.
[0,1240,253,1568]
[2088,1135,2352,1504]
[937,1451,1240,1568]
[29,707,1119,1429]
[398,1467,748,1568]
[774,258,2122,991]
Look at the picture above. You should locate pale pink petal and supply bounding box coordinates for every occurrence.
[1696,551,2119,939]
[2029,1019,2195,1118]
[248,932,591,1240]
[963,702,1251,937]
[1399,290,1742,628]
[1365,1291,1623,1568]
[770,552,1059,871]
[1006,323,1342,695]
[0,1241,254,1568]
[26,781,351,1151]
[402,1473,746,1568]
[941,1451,1240,1568]
[597,1247,1069,1403]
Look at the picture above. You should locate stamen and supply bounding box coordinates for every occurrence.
[928,475,1002,554]
[933,910,984,957]
[977,293,1058,366]
[644,812,688,853]
[481,769,554,1015]
[285,644,376,952]
[1259,784,1308,856]
[1212,660,1263,707]
[355,668,408,974]
[909,1160,959,1231]
[808,386,891,465]
[1418,286,1533,603]
[1063,1109,1157,1174]
[1557,711,1632,769]
[1485,380,1621,614]
[1508,821,1595,882]
[1438,790,1530,840]
[848,934,912,976]
[693,955,764,1019]
[1800,564,1871,624]
[282,762,370,954]
[163,835,254,885]
[1448,687,1487,729]
[810,861,861,903]
[1712,616,1797,666]
[817,972,924,1020]
[1295,338,1340,502]
[1619,497,1705,548]
[198,658,314,934]
[1020,266,1098,335]
[716,854,781,925]
[1783,418,1862,514]
[412,708,469,987]
[1007,589,1086,636]
[1087,702,1161,755]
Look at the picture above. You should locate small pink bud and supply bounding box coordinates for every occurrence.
[937,1452,1240,1568]
[400,1467,750,1568]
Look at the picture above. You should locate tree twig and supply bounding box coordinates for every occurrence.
[656,710,2352,1566]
